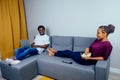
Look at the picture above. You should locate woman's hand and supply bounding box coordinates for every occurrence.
[82,56,91,60]
[84,48,90,54]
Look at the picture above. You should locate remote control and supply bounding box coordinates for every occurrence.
[62,61,72,64]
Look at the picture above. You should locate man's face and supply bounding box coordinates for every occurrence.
[38,28,45,35]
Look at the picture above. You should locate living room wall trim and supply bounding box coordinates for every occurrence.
[110,67,120,74]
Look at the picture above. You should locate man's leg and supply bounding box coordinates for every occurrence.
[15,47,28,56]
[16,48,38,60]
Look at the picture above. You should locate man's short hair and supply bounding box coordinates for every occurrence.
[37,25,45,30]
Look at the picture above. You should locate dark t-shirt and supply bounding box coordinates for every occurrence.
[89,39,112,60]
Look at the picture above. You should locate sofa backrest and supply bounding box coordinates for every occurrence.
[73,37,96,52]
[50,36,96,52]
[50,36,73,51]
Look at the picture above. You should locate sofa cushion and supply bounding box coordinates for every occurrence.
[73,37,95,52]
[20,40,31,48]
[51,36,73,50]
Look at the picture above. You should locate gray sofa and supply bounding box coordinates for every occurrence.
[0,36,110,80]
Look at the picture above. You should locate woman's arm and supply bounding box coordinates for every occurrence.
[84,56,104,60]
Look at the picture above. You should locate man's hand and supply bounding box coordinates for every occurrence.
[31,43,35,48]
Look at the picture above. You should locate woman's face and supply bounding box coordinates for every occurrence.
[96,28,107,40]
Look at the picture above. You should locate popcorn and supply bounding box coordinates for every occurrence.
[81,53,91,58]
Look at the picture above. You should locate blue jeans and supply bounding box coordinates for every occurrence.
[15,47,38,60]
[54,50,96,65]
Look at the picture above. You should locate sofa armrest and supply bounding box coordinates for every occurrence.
[95,58,110,80]
[0,55,39,80]
[0,61,15,79]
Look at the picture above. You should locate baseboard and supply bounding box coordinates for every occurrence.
[110,67,120,74]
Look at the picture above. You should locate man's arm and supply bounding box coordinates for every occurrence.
[31,42,49,49]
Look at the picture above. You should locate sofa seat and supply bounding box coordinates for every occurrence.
[37,52,95,80]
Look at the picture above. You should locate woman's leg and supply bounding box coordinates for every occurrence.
[67,52,96,65]
[54,50,76,57]
[47,48,71,57]
[54,50,87,64]
[47,48,96,65]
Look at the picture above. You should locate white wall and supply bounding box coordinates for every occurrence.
[24,0,120,69]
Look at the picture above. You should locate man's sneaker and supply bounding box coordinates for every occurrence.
[5,58,21,65]
[5,58,14,64]
[11,60,21,65]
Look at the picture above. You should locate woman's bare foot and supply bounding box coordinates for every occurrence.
[47,48,54,56]
[49,48,57,53]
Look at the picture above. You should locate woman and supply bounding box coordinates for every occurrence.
[47,24,115,65]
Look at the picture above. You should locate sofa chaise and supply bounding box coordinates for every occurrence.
[0,36,110,80]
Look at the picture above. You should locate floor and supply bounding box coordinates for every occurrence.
[0,70,120,80]
[109,72,120,80]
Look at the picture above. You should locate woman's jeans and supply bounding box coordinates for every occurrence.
[15,47,38,60]
[54,50,96,65]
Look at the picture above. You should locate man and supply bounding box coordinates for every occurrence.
[15,25,50,60]
[8,25,50,61]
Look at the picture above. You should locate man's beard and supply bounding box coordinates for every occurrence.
[40,32,44,35]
